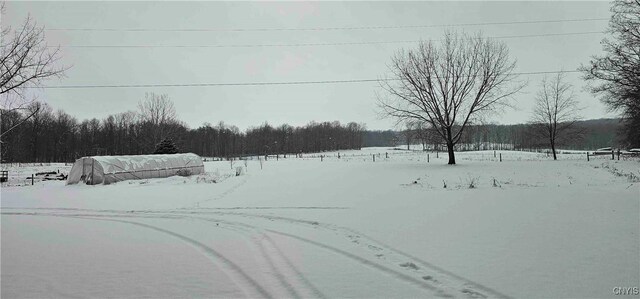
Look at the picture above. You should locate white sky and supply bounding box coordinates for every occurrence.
[3,1,615,130]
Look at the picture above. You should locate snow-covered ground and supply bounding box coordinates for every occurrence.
[2,148,639,298]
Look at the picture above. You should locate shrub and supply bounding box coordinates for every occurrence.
[492,178,501,188]
[176,168,192,177]
[467,177,478,189]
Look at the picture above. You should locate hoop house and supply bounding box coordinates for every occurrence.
[66,153,205,185]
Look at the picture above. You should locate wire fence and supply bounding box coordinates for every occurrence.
[201,149,640,164]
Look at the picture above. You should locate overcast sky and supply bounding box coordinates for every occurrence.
[3,1,614,130]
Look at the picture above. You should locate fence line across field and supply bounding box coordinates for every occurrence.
[3,149,638,172]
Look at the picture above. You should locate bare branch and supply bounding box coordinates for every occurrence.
[529,72,583,159]
[378,31,522,164]
[580,0,640,147]
[0,6,67,141]
[0,10,66,98]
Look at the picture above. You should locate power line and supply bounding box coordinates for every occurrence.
[46,17,608,32]
[54,31,605,48]
[34,70,582,89]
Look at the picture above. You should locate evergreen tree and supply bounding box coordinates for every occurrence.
[154,138,178,154]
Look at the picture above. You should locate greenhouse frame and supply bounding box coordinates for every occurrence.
[66,153,205,185]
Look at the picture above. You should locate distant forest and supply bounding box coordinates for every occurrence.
[0,100,365,163]
[368,118,624,152]
[0,99,625,163]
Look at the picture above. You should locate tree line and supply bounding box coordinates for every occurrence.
[0,93,622,163]
[398,118,622,152]
[0,94,365,163]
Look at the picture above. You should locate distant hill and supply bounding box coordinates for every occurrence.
[363,130,399,147]
[571,118,623,150]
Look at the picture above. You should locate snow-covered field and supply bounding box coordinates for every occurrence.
[2,148,639,298]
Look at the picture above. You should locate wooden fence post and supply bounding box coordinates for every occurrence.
[373,154,375,162]
[499,153,502,162]
[587,152,590,161]
[31,174,34,185]
[611,150,615,160]
[427,154,430,163]
[321,155,323,162]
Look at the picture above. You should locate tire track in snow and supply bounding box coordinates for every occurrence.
[188,216,304,299]
[260,233,328,299]
[4,210,324,299]
[192,216,327,299]
[339,227,512,299]
[184,215,449,297]
[261,212,510,298]
[255,233,302,298]
[178,210,511,299]
[3,213,274,299]
[265,229,452,298]
[194,176,248,206]
[162,211,452,298]
[3,208,508,298]
[6,210,445,297]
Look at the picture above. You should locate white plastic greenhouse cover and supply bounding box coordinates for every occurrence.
[66,153,205,185]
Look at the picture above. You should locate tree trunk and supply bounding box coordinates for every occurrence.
[551,139,557,160]
[445,127,456,165]
[446,141,456,164]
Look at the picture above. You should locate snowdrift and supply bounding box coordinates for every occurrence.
[66,153,204,185]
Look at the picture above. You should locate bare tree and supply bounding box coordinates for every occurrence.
[0,3,65,139]
[530,73,583,159]
[379,31,522,164]
[137,93,179,152]
[580,0,640,147]
[402,121,416,150]
[0,97,40,138]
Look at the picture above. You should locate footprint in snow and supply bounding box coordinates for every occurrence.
[399,262,420,270]
[367,244,382,251]
[461,288,487,298]
[422,275,437,282]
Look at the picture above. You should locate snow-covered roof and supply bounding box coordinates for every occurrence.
[91,153,203,174]
[67,153,205,185]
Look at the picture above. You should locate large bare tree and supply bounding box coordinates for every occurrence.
[0,3,65,139]
[580,0,640,147]
[530,73,583,160]
[137,92,180,152]
[379,31,522,164]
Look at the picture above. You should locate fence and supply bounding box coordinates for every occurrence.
[587,150,640,161]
